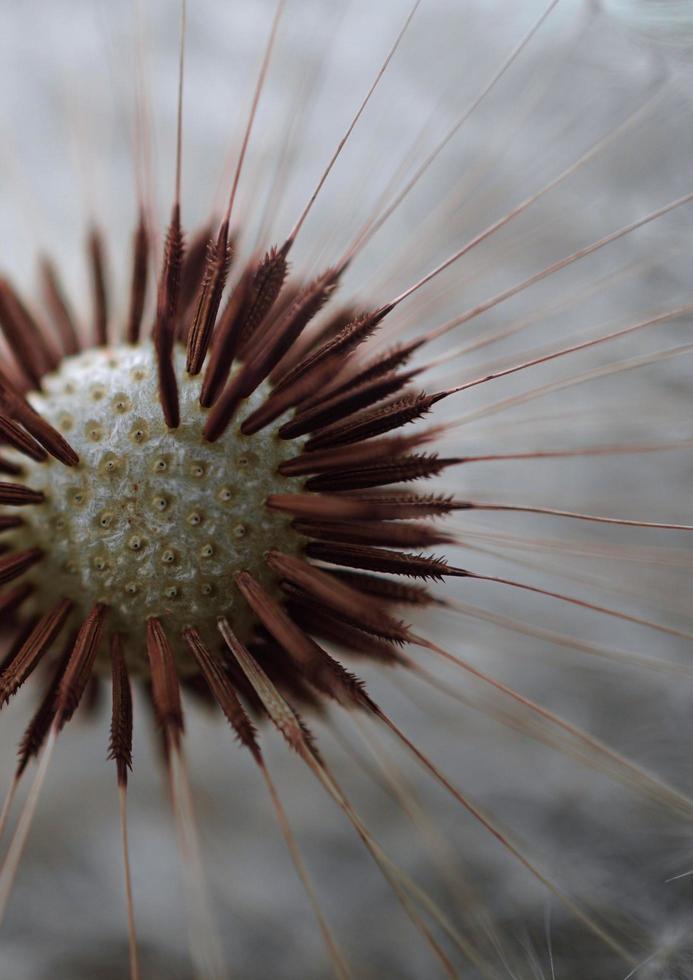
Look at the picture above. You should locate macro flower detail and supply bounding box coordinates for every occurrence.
[0,1,692,978]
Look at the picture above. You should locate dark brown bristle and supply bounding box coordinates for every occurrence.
[16,637,74,777]
[277,369,417,441]
[332,491,463,520]
[268,490,457,524]
[267,550,411,643]
[146,617,184,746]
[179,222,215,326]
[206,266,341,442]
[239,354,338,436]
[305,541,465,580]
[232,245,289,350]
[198,264,254,407]
[185,219,233,375]
[218,618,321,757]
[184,627,261,761]
[277,432,426,477]
[109,634,134,786]
[251,637,325,712]
[331,569,439,606]
[271,306,391,396]
[88,226,109,346]
[0,457,23,478]
[287,597,405,664]
[304,452,459,493]
[0,369,79,466]
[0,598,72,707]
[0,617,38,674]
[268,304,358,384]
[0,280,53,390]
[125,212,149,345]
[0,548,43,587]
[39,256,80,356]
[152,204,185,429]
[0,583,33,619]
[267,492,393,521]
[241,266,340,380]
[0,483,44,507]
[293,518,453,548]
[0,516,24,534]
[305,390,441,451]
[307,339,424,409]
[55,603,108,730]
[234,571,374,710]
[0,415,47,463]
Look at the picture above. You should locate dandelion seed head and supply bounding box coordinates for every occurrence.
[8,342,304,672]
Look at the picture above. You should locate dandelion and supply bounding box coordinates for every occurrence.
[0,0,691,977]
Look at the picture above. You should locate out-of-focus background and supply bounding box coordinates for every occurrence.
[0,1,692,977]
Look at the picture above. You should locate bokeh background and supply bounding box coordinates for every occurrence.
[0,1,692,977]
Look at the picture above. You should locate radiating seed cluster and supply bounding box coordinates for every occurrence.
[6,343,304,672]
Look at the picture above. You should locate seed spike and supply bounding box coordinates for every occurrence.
[204,265,340,440]
[274,368,419,441]
[87,225,109,346]
[235,571,374,710]
[0,483,44,507]
[331,570,438,607]
[271,306,392,398]
[16,635,74,779]
[0,369,79,466]
[109,634,134,787]
[0,279,52,389]
[0,598,72,708]
[39,255,80,356]
[304,390,444,452]
[0,415,47,462]
[183,627,261,761]
[152,203,184,428]
[55,603,108,731]
[288,597,405,664]
[277,430,434,477]
[304,452,461,493]
[185,218,233,375]
[294,519,453,549]
[146,617,184,747]
[267,550,411,643]
[0,548,43,587]
[125,210,149,345]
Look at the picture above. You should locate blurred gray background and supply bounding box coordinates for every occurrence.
[0,1,692,977]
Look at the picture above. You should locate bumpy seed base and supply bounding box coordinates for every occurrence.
[6,343,304,674]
